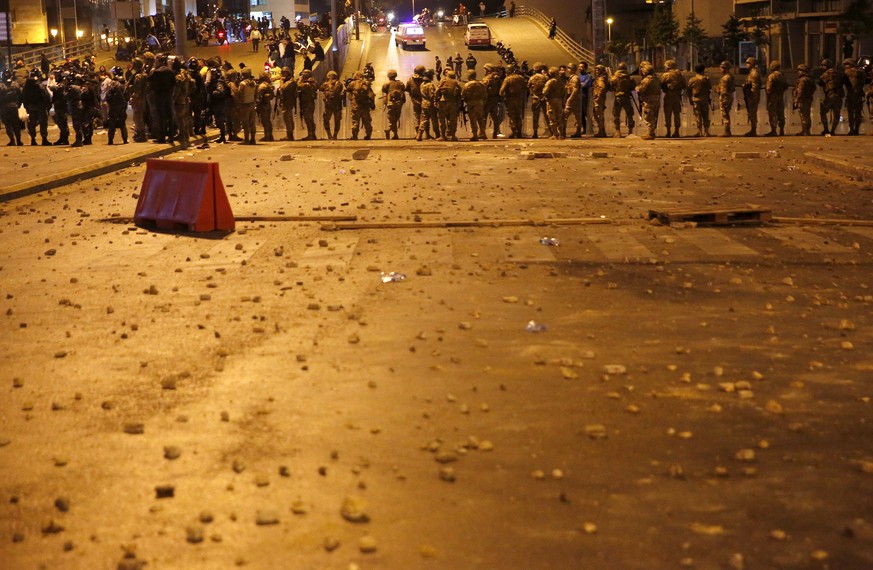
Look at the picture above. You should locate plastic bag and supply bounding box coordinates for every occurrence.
[18,105,29,123]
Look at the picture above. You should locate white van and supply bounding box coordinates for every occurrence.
[464,23,491,47]
[396,24,426,49]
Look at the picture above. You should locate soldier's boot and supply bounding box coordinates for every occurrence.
[612,131,622,138]
[672,130,680,138]
[42,137,52,146]
[665,128,671,138]
[720,127,732,137]
[704,129,712,137]
[71,138,83,148]
[54,138,69,145]
[531,129,538,139]
[779,126,785,136]
[764,129,776,137]
[640,132,654,140]
[83,135,92,145]
[392,130,399,140]
[744,128,757,137]
[350,129,358,140]
[333,127,340,140]
[571,129,582,139]
[30,138,37,146]
[108,133,114,145]
[416,131,423,141]
[595,130,607,138]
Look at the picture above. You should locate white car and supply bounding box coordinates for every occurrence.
[464,23,491,47]
[396,24,426,49]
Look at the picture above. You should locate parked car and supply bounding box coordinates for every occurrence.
[396,23,426,50]
[464,22,491,48]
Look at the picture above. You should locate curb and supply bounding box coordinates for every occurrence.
[804,151,873,182]
[0,135,211,203]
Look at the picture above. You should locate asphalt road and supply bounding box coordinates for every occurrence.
[1,136,872,569]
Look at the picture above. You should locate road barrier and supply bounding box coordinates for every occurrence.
[134,160,235,232]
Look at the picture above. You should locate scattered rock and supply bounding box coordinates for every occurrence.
[186,526,204,544]
[340,496,370,523]
[163,446,182,460]
[155,485,175,499]
[358,534,378,553]
[255,509,280,525]
[323,537,340,552]
[123,423,144,435]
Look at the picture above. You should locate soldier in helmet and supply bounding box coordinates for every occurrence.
[610,62,636,138]
[297,69,318,140]
[235,67,258,144]
[817,58,843,135]
[173,58,195,149]
[344,70,375,140]
[842,58,864,135]
[407,65,427,135]
[564,64,584,138]
[483,63,504,138]
[418,69,439,141]
[319,70,344,139]
[206,63,229,144]
[0,75,23,146]
[527,62,548,138]
[716,61,735,137]
[591,64,610,138]
[687,63,712,137]
[764,61,788,136]
[660,59,685,138]
[128,58,148,142]
[255,71,276,142]
[793,64,815,136]
[542,66,566,139]
[277,67,297,141]
[742,56,762,136]
[51,71,71,145]
[461,69,487,141]
[636,61,661,140]
[437,69,462,141]
[382,69,406,139]
[104,67,129,145]
[22,69,52,146]
[499,65,526,138]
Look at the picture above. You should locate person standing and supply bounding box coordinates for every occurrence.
[842,58,865,136]
[255,71,275,141]
[382,69,407,139]
[527,63,548,138]
[437,69,462,141]
[462,69,487,141]
[499,65,526,138]
[660,59,685,138]
[742,56,762,137]
[173,59,195,149]
[277,67,297,141]
[576,62,592,136]
[542,66,566,139]
[297,69,318,140]
[407,66,427,138]
[344,71,375,140]
[818,58,844,135]
[591,64,610,138]
[686,63,712,137]
[250,27,262,52]
[418,69,439,141]
[319,70,344,140]
[636,61,661,140]
[483,64,504,138]
[764,61,788,136]
[0,77,23,146]
[22,70,52,146]
[105,67,129,145]
[148,55,176,144]
[479,1,486,17]
[51,73,71,145]
[548,18,557,40]
[610,62,635,138]
[716,61,734,137]
[793,64,815,136]
[235,67,258,144]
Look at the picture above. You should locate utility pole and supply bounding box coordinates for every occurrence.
[173,0,187,58]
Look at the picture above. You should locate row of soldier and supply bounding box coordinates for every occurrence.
[3,55,873,147]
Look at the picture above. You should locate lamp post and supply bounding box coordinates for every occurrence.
[606,17,614,66]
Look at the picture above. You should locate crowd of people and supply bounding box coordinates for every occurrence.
[3,51,873,148]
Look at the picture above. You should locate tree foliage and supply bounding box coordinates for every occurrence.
[682,11,707,48]
[748,16,770,49]
[722,14,748,52]
[646,4,679,48]
[840,0,873,35]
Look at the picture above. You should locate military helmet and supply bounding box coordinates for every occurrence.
[484,63,494,71]
[387,69,397,79]
[301,69,312,77]
[259,71,271,82]
[352,71,363,80]
[414,65,426,75]
[664,59,676,70]
[241,67,253,77]
[467,69,477,79]
[843,57,856,66]
[446,69,456,78]
[533,61,545,72]
[327,70,338,79]
[29,69,42,80]
[719,61,732,70]
[821,58,832,68]
[639,61,652,75]
[797,63,808,72]
[745,57,757,66]
[769,61,781,71]
[425,69,435,79]
[281,66,292,75]
[187,58,199,72]
[132,57,144,70]
[111,66,124,77]
[617,62,627,70]
[594,64,605,74]
[548,66,559,76]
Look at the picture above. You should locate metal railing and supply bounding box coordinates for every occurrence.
[517,5,595,64]
[10,34,124,69]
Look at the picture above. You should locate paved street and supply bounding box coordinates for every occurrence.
[1,135,872,569]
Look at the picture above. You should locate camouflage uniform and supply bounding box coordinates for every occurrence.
[792,64,815,136]
[319,70,344,139]
[173,66,194,149]
[542,67,566,139]
[297,69,318,140]
[255,72,275,141]
[564,68,583,138]
[344,72,375,140]
[406,66,427,135]
[526,64,548,138]
[483,65,504,137]
[636,61,661,140]
[842,59,865,135]
[277,68,297,141]
[716,61,735,137]
[610,63,636,137]
[461,70,487,141]
[660,59,685,137]
[129,60,149,142]
[235,68,258,144]
[382,70,406,139]
[765,61,788,136]
[499,67,526,138]
[418,70,439,140]
[742,57,762,136]
[591,65,610,138]
[437,70,462,141]
[817,59,843,135]
[686,67,712,137]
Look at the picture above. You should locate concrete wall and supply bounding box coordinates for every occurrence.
[672,0,732,42]
[10,0,49,44]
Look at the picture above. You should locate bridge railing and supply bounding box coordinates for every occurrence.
[516,5,595,64]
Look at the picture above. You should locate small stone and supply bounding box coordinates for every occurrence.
[155,485,175,499]
[531,469,546,480]
[439,467,456,482]
[810,550,828,561]
[163,446,182,460]
[478,440,494,451]
[255,509,280,525]
[340,496,370,523]
[769,529,787,540]
[254,474,270,487]
[186,526,204,544]
[735,449,756,462]
[582,522,598,534]
[279,154,293,161]
[323,537,340,552]
[435,451,458,464]
[458,321,473,330]
[54,497,70,512]
[199,511,214,523]
[358,534,378,553]
[602,364,627,375]
[690,522,725,536]
[232,459,246,473]
[160,377,177,390]
[123,423,144,435]
[290,500,308,515]
[41,518,65,534]
[419,544,438,558]
[584,424,608,440]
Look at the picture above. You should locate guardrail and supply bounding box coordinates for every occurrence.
[516,5,594,64]
[11,34,124,69]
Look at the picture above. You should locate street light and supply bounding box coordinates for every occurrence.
[606,17,613,42]
[76,29,84,39]
[50,28,58,44]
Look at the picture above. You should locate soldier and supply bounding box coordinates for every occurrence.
[188,58,207,136]
[0,76,23,146]
[255,71,275,142]
[527,63,548,138]
[716,61,735,137]
[235,67,258,145]
[344,71,375,140]
[224,69,243,142]
[149,55,176,144]
[406,65,427,137]
[499,65,526,138]
[461,69,487,141]
[66,74,87,147]
[686,63,712,137]
[792,64,815,136]
[564,64,583,138]
[842,58,865,136]
[591,64,610,138]
[382,69,406,139]
[277,67,297,141]
[742,56,762,137]
[867,81,873,136]
[206,64,229,144]
[636,61,661,140]
[173,59,194,149]
[418,69,439,141]
[764,61,788,136]
[542,66,566,139]
[79,74,99,146]
[818,58,843,135]
[437,69,462,141]
[51,72,71,145]
[319,70,344,140]
[105,67,129,145]
[610,62,636,138]
[21,70,52,146]
[297,69,318,140]
[660,59,685,138]
[435,56,443,78]
[483,64,504,138]
[453,54,463,76]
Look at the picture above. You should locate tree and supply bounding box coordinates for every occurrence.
[682,11,707,68]
[646,4,680,66]
[722,14,748,57]
[747,15,770,63]
[840,0,873,36]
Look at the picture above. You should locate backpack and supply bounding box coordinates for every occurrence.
[107,82,126,107]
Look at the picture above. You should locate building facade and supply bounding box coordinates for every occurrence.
[2,0,49,45]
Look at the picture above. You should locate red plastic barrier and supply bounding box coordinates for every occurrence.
[134,160,235,232]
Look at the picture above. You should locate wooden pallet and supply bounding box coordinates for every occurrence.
[648,206,773,226]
